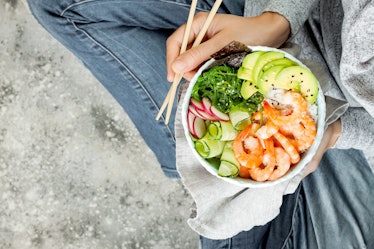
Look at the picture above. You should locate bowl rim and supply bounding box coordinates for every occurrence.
[181,45,326,188]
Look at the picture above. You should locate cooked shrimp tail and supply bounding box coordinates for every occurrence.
[268,147,291,181]
[273,132,300,164]
[249,138,276,182]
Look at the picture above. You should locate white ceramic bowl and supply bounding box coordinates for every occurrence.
[181,46,326,188]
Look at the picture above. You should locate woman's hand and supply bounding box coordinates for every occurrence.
[166,11,290,81]
[303,119,342,177]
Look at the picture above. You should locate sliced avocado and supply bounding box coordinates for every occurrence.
[241,51,265,69]
[261,58,297,72]
[257,65,286,94]
[252,51,285,85]
[240,80,258,99]
[237,66,252,80]
[276,66,319,104]
[239,51,265,82]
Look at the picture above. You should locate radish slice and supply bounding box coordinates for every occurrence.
[210,105,230,121]
[196,108,217,121]
[193,116,207,139]
[202,96,230,121]
[201,97,215,116]
[189,103,217,121]
[190,99,204,111]
[189,104,205,120]
[187,111,197,137]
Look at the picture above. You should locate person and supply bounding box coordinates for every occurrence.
[26,0,373,248]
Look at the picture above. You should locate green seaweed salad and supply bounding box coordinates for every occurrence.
[191,64,263,114]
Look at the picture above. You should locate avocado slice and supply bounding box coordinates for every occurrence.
[252,51,285,85]
[242,51,265,69]
[257,65,286,94]
[276,66,319,104]
[257,58,297,84]
[261,58,297,72]
[237,66,252,80]
[239,51,265,82]
[240,80,258,99]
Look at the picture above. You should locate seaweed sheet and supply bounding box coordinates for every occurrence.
[207,41,252,70]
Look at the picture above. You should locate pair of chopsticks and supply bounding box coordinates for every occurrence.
[156,0,223,124]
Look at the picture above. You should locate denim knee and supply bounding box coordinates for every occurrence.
[27,0,60,17]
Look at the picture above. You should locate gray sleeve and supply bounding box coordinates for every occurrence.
[334,1,374,157]
[335,108,374,152]
[263,0,317,36]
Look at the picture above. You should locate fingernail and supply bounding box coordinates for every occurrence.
[167,74,173,82]
[172,60,186,73]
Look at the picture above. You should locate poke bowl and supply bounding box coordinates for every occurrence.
[181,42,326,188]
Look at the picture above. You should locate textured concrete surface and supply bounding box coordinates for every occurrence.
[0,1,198,248]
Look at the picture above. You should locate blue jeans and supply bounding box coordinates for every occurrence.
[27,0,374,248]
[200,149,374,248]
[27,0,245,179]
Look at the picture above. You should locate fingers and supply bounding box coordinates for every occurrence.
[166,12,224,81]
[173,40,219,71]
[166,24,187,82]
[167,33,229,82]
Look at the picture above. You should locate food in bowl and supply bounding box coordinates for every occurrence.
[182,41,325,187]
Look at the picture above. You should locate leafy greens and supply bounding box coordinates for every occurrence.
[191,64,263,114]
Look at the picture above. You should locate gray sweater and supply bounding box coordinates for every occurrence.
[174,0,373,239]
[245,0,374,168]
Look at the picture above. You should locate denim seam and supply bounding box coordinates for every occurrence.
[61,0,209,16]
[60,3,176,142]
[61,0,97,16]
[280,186,302,249]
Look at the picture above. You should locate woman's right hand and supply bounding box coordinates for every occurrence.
[166,11,290,82]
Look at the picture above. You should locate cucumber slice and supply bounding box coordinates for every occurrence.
[195,136,226,158]
[220,142,239,166]
[219,142,239,177]
[208,121,238,141]
[218,161,239,177]
[229,109,252,130]
[207,122,221,139]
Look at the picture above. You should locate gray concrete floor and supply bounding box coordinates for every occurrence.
[0,1,198,248]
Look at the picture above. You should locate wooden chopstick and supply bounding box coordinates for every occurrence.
[156,0,223,124]
[155,0,198,122]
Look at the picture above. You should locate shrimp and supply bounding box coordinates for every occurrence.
[233,123,263,169]
[279,114,316,152]
[273,132,300,164]
[263,91,309,126]
[279,91,309,115]
[238,165,252,178]
[268,147,291,181]
[294,115,316,152]
[249,138,276,182]
[251,111,264,124]
[255,119,279,140]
